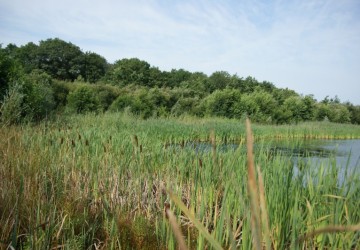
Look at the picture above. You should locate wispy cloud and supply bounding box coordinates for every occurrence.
[1,0,359,103]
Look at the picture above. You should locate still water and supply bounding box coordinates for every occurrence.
[270,139,360,183]
[179,139,360,181]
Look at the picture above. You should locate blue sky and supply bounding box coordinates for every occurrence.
[1,0,360,104]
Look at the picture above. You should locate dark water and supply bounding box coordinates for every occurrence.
[286,139,360,183]
[176,139,360,180]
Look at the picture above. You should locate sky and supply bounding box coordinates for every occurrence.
[1,0,360,104]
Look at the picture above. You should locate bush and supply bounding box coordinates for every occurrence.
[52,80,72,110]
[93,85,119,111]
[171,97,199,116]
[0,82,25,125]
[109,93,133,112]
[22,71,55,121]
[67,86,101,114]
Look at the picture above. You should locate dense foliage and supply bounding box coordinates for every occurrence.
[1,115,359,249]
[1,38,360,125]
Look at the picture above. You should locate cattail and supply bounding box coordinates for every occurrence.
[85,139,89,146]
[139,144,143,153]
[133,135,139,148]
[60,137,64,145]
[78,133,81,140]
[71,139,75,147]
[199,158,203,168]
[164,201,170,219]
[103,144,107,153]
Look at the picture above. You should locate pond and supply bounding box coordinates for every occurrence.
[176,139,360,182]
[269,139,360,183]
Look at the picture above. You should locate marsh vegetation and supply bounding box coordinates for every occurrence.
[1,114,360,249]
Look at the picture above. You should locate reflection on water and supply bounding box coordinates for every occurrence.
[173,139,360,182]
[288,140,360,184]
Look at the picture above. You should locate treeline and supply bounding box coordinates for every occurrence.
[1,38,360,125]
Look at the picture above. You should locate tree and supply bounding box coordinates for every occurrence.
[206,71,231,93]
[344,102,360,124]
[37,38,84,81]
[108,58,151,86]
[301,95,316,121]
[327,104,351,123]
[81,52,108,83]
[0,47,21,99]
[250,90,277,118]
[14,42,40,73]
[164,69,193,88]
[272,88,298,105]
[282,96,306,124]
[200,89,242,118]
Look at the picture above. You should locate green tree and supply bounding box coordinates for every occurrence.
[301,95,316,121]
[250,90,277,119]
[0,47,21,98]
[130,88,154,118]
[232,93,259,119]
[272,88,298,105]
[37,38,84,80]
[81,52,108,83]
[344,102,360,124]
[206,71,231,93]
[164,69,193,88]
[200,89,241,118]
[315,102,330,121]
[13,42,40,73]
[328,104,351,123]
[282,96,306,124]
[107,58,151,86]
[315,102,350,123]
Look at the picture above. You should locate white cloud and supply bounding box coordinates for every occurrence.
[1,0,359,103]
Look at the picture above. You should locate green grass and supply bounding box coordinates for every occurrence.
[0,113,359,249]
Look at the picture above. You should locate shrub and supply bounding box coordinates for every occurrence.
[22,71,55,121]
[67,85,101,114]
[109,93,133,112]
[0,82,25,125]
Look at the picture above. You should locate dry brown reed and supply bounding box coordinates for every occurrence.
[297,223,360,243]
[246,118,262,250]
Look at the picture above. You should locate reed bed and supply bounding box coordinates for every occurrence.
[0,113,359,249]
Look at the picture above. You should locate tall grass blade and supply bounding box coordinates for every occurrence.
[297,223,360,243]
[164,204,188,250]
[257,165,271,250]
[246,118,262,250]
[168,190,223,250]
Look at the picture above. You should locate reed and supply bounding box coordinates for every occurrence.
[0,113,359,249]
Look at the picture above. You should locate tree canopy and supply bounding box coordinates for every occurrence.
[1,38,359,125]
